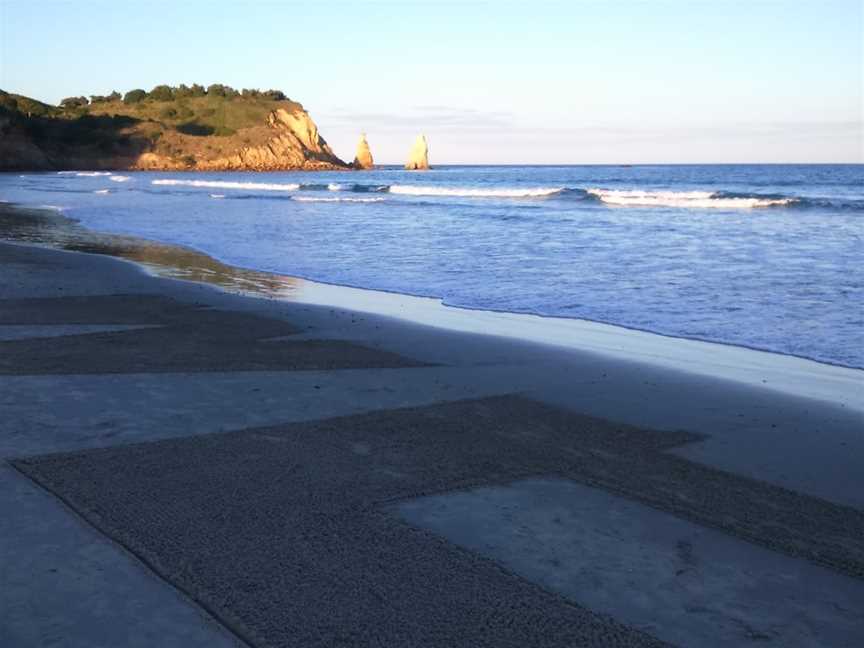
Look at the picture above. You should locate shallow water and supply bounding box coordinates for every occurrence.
[2,164,862,367]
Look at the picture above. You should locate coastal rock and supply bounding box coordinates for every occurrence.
[188,108,345,171]
[135,152,187,170]
[267,108,329,154]
[352,133,374,169]
[0,132,53,170]
[405,134,430,170]
[0,89,350,172]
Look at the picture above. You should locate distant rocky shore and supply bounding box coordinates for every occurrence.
[0,86,433,172]
[0,86,347,172]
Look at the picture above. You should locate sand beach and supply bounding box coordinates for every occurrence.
[1,202,863,647]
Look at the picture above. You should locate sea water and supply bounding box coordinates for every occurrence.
[2,164,862,368]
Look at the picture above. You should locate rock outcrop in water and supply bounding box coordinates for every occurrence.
[352,133,374,169]
[0,87,349,171]
[405,134,430,170]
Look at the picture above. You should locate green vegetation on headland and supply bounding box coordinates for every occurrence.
[0,85,348,171]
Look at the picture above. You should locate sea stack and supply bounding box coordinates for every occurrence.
[405,134,430,170]
[352,133,374,169]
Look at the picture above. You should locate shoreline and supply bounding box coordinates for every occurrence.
[3,203,863,646]
[1,201,861,413]
[3,222,864,509]
[4,174,860,376]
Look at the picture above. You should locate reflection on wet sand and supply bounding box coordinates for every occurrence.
[0,203,301,298]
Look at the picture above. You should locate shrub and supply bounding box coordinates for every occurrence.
[123,89,147,104]
[263,89,286,101]
[60,96,89,109]
[108,91,121,101]
[189,84,206,97]
[149,85,175,101]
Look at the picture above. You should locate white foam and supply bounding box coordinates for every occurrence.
[152,179,301,192]
[94,189,110,194]
[388,185,564,198]
[210,194,226,199]
[588,189,795,209]
[292,196,384,203]
[327,183,345,191]
[70,171,112,177]
[109,175,131,183]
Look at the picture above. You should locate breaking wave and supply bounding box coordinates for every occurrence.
[143,177,861,210]
[587,188,797,209]
[292,196,385,203]
[149,179,563,198]
[109,175,131,183]
[94,189,110,194]
[152,179,301,191]
[388,185,565,198]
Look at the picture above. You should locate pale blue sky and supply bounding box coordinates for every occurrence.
[1,0,861,163]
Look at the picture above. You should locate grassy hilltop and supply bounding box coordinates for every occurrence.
[0,84,347,171]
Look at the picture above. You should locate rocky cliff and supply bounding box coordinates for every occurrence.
[405,134,430,170]
[132,108,346,171]
[352,133,374,169]
[0,88,349,171]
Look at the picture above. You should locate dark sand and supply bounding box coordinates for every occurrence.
[0,294,424,375]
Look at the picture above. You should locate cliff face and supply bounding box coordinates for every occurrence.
[0,130,53,169]
[405,134,430,170]
[0,90,349,171]
[352,133,374,169]
[132,108,345,171]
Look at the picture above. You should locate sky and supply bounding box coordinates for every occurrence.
[1,0,861,164]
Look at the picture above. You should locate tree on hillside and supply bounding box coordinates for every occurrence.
[189,84,206,97]
[263,89,286,101]
[175,84,193,98]
[123,89,147,104]
[108,91,121,101]
[206,84,239,98]
[60,96,89,109]
[149,85,175,101]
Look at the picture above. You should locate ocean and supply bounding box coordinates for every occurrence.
[2,164,862,368]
